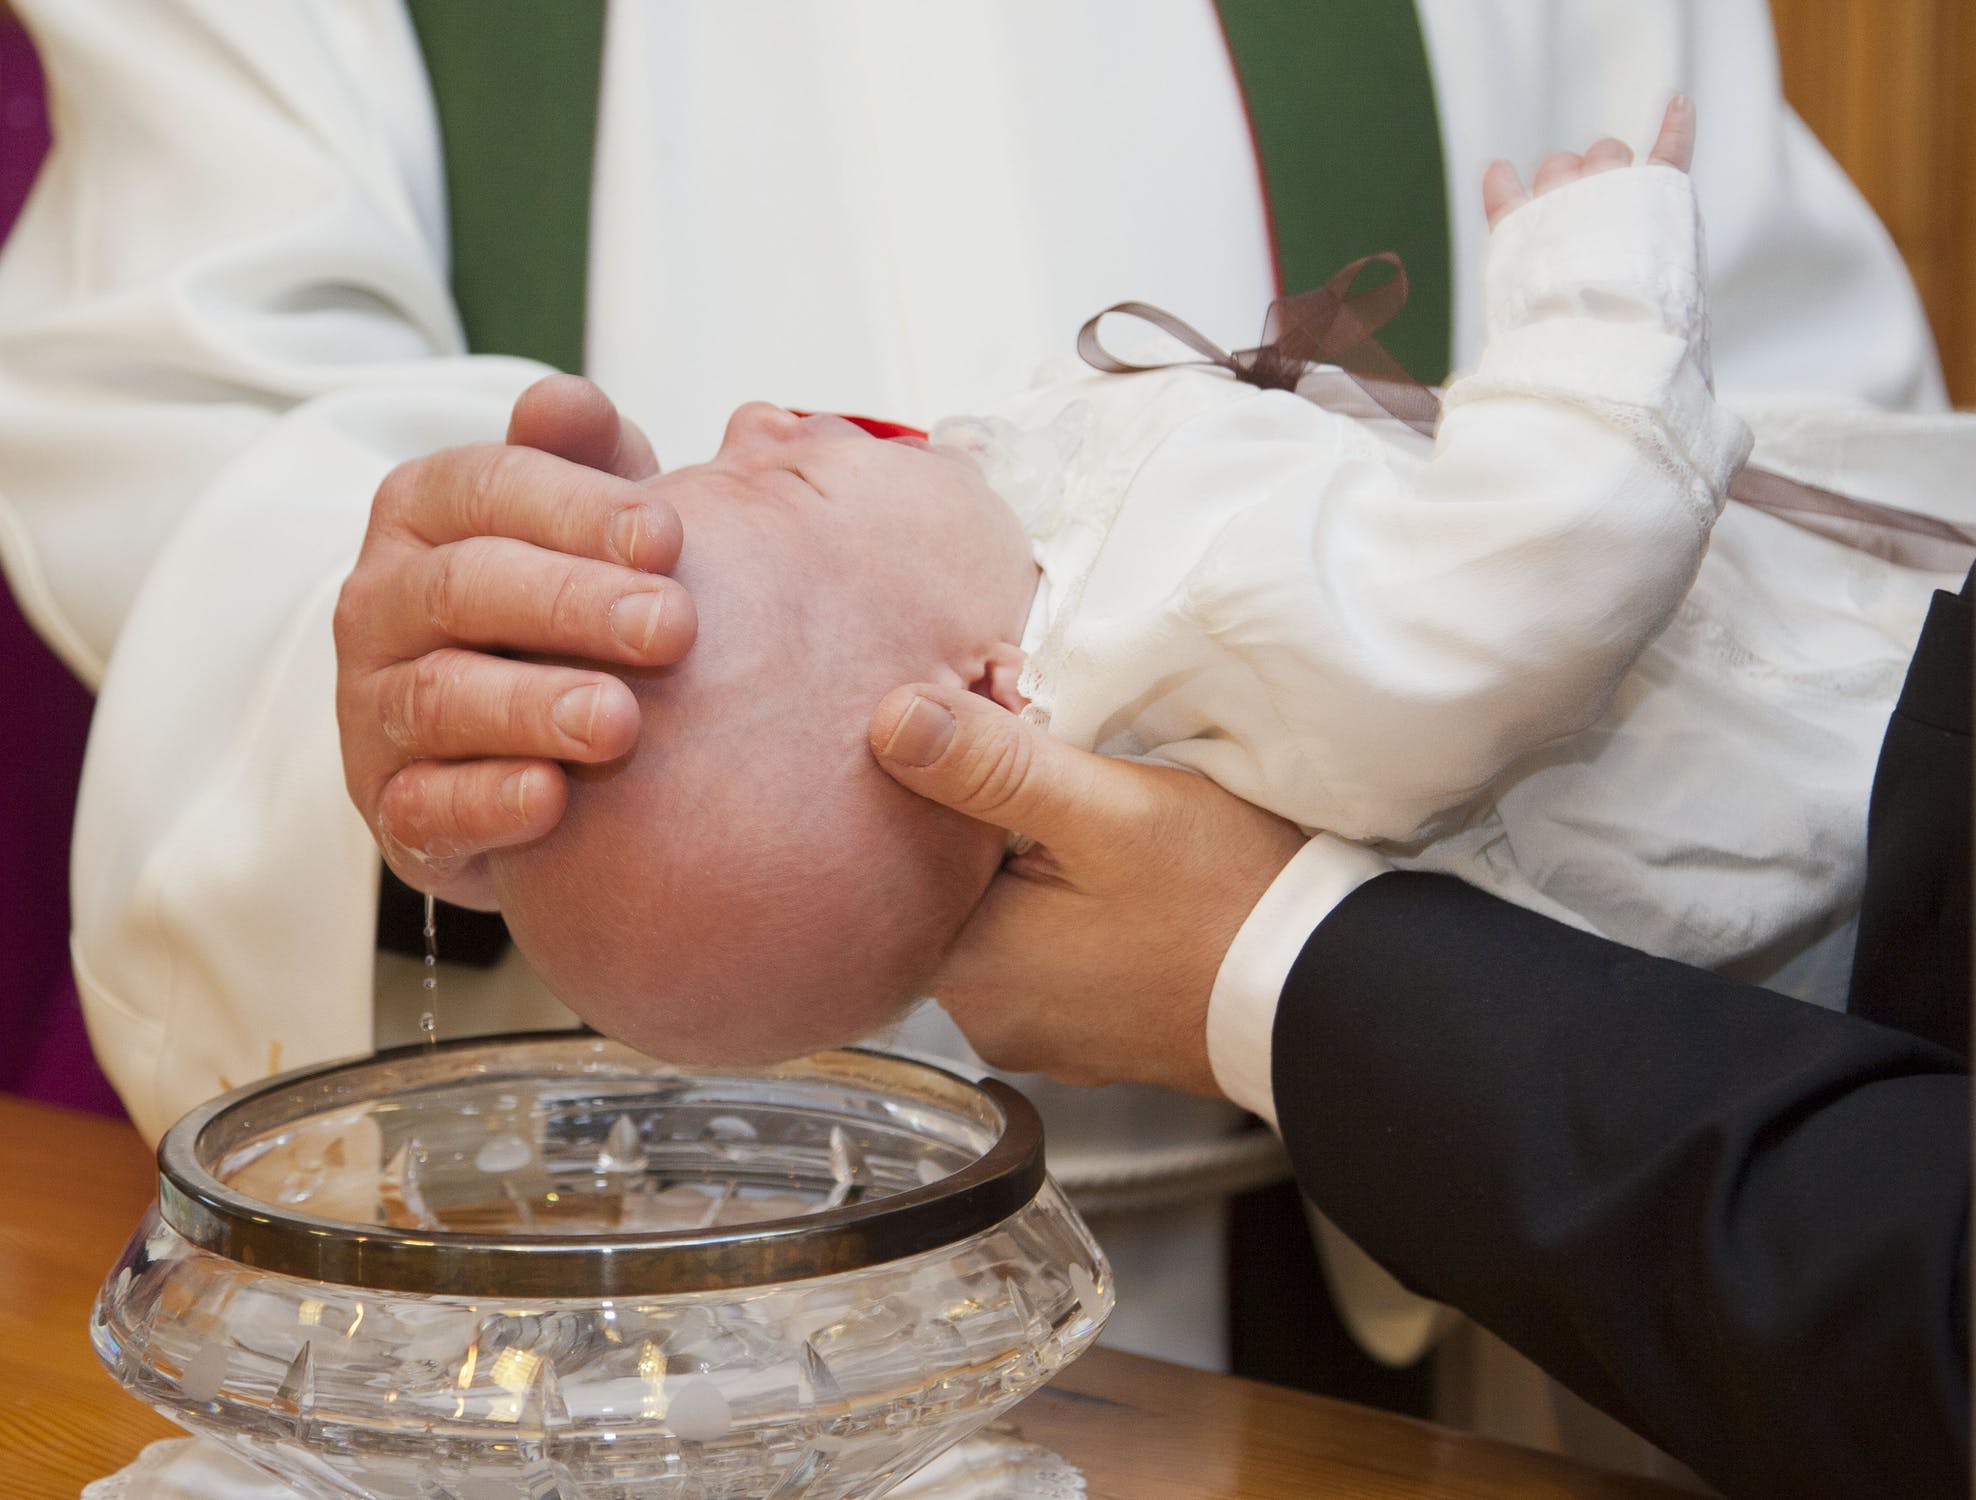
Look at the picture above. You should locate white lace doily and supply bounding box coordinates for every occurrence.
[84,1429,1085,1500]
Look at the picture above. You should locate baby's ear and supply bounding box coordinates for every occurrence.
[968,643,1029,715]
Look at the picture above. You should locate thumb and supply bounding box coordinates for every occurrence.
[869,683,1126,849]
[508,374,662,480]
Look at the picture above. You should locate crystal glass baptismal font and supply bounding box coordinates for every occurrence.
[92,1035,1112,1499]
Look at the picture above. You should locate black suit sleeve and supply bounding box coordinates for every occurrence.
[1274,871,1970,1500]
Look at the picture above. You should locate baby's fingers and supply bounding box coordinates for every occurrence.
[1531,150,1585,197]
[1649,95,1695,171]
[1581,137,1634,175]
[1483,159,1528,228]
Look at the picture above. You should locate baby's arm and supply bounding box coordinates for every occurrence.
[1054,103,1752,841]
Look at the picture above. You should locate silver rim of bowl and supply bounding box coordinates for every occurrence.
[154,1033,1048,1298]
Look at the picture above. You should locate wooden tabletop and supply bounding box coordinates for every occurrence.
[0,1093,1688,1499]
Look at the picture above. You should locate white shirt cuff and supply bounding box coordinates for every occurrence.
[1206,834,1391,1128]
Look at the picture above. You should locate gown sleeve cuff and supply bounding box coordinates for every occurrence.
[1206,833,1392,1127]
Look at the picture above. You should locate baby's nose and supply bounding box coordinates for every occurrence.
[718,401,806,454]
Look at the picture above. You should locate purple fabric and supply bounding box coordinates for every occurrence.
[0,18,46,212]
[0,18,124,1118]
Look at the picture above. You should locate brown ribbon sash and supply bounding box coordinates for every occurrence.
[1077,257,1976,575]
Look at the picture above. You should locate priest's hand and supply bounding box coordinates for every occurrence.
[334,375,696,909]
[868,683,1304,1094]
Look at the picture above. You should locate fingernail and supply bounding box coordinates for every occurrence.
[608,507,645,566]
[611,592,667,652]
[553,684,602,746]
[878,695,955,768]
[501,769,531,820]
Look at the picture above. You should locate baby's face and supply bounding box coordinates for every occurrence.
[491,404,1039,1064]
[700,402,1034,649]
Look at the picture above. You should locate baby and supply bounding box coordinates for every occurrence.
[494,406,1039,1061]
[491,119,1973,1064]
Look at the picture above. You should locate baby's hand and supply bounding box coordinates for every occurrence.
[1483,94,1694,229]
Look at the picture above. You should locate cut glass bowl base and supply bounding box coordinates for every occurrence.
[91,1035,1111,1500]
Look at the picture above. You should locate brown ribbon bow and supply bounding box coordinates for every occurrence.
[1077,258,1976,575]
[1079,253,1442,436]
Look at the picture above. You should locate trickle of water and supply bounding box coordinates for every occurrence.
[419,891,438,1045]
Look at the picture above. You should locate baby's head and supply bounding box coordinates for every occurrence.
[491,403,1039,1062]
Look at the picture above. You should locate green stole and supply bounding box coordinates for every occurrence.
[403,0,606,375]
[403,0,1451,381]
[1215,1,1450,381]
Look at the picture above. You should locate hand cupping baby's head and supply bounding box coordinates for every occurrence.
[490,404,1039,1063]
